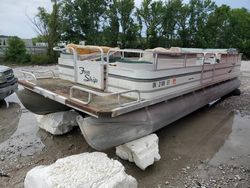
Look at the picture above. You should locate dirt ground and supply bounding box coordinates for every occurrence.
[0,62,250,188]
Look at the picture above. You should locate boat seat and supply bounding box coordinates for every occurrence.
[114,58,154,70]
[66,44,111,55]
[117,58,152,64]
[78,52,102,61]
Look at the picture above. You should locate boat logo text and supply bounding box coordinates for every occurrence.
[79,66,98,84]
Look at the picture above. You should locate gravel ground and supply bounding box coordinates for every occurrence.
[216,71,250,115]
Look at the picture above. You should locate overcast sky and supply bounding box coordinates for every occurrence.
[0,0,249,39]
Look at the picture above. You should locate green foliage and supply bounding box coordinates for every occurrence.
[61,0,108,44]
[32,0,250,59]
[116,0,139,48]
[229,8,250,58]
[188,0,216,47]
[204,5,231,48]
[103,0,120,47]
[32,36,46,46]
[30,54,53,65]
[3,37,53,65]
[136,0,164,48]
[33,0,62,60]
[0,57,4,64]
[4,37,31,64]
[160,0,188,47]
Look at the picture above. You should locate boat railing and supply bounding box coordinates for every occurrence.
[55,45,118,64]
[20,70,57,84]
[107,50,235,84]
[21,71,37,81]
[69,85,141,106]
[107,48,221,69]
[200,53,219,83]
[53,46,66,53]
[199,52,240,83]
[107,48,145,63]
[65,45,105,63]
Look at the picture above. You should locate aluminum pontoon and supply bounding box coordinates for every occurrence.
[17,45,241,150]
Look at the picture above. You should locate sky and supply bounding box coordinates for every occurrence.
[0,0,249,39]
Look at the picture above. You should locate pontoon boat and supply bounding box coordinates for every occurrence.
[17,44,241,150]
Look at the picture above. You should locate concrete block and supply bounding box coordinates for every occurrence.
[116,134,161,170]
[24,152,137,188]
[36,111,79,135]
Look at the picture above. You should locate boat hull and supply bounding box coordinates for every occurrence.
[77,78,240,151]
[16,88,71,115]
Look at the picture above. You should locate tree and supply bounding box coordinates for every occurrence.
[32,35,46,46]
[176,3,190,47]
[61,0,108,44]
[136,0,163,48]
[204,6,250,58]
[228,8,250,58]
[102,0,120,46]
[31,0,250,59]
[205,5,231,48]
[161,0,183,47]
[116,0,140,48]
[31,0,62,61]
[188,0,216,47]
[5,37,30,63]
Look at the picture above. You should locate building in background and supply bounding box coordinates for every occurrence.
[0,35,33,47]
[0,35,47,56]
[22,38,33,47]
[36,42,48,47]
[0,35,8,46]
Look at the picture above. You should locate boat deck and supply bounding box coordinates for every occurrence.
[18,78,136,117]
[18,76,238,118]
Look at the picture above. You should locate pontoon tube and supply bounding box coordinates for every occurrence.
[16,88,71,115]
[77,78,240,150]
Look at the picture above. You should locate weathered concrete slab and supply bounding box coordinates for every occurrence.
[24,152,137,188]
[36,111,79,135]
[116,134,161,170]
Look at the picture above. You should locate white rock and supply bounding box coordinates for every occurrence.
[36,111,79,135]
[116,134,161,170]
[24,152,137,188]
